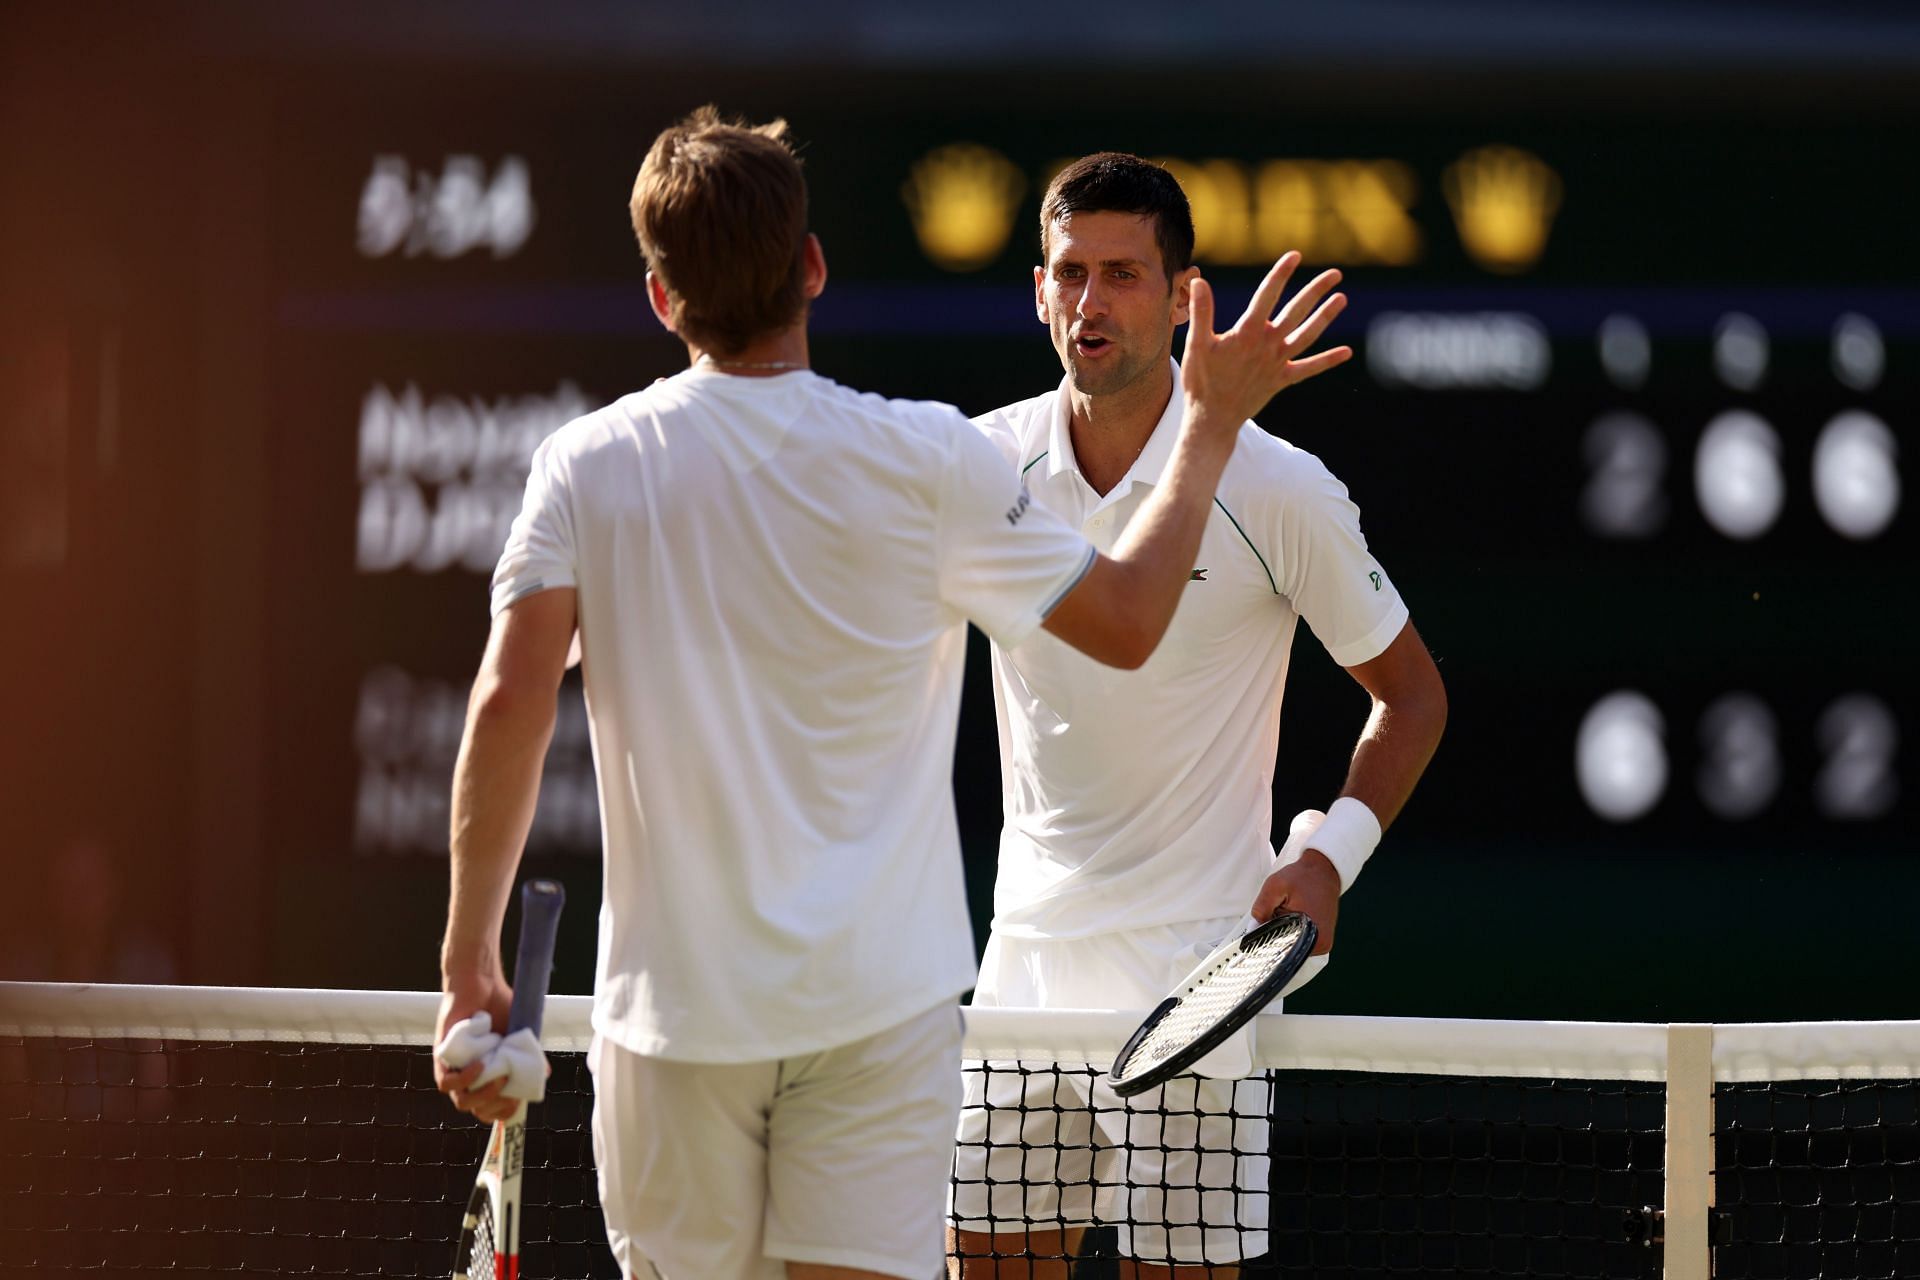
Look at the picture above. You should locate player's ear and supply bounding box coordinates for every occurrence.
[645,271,678,334]
[1034,264,1050,325]
[801,233,828,301]
[1170,264,1201,327]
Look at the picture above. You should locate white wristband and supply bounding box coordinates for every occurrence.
[1304,796,1381,894]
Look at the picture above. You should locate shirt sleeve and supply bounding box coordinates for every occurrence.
[969,409,1024,471]
[490,434,579,616]
[1268,452,1409,668]
[937,410,1096,649]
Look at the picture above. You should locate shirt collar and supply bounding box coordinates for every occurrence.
[1045,358,1186,493]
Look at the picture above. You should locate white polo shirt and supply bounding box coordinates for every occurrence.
[491,365,1095,1062]
[974,362,1408,941]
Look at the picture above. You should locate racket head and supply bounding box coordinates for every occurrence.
[452,1183,499,1280]
[452,1121,509,1280]
[452,1115,526,1280]
[1106,911,1317,1097]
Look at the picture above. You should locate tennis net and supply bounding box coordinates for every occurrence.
[3,983,1917,1278]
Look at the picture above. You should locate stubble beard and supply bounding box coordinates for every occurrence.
[1064,338,1155,399]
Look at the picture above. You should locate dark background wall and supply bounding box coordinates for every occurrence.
[1,1,1914,1023]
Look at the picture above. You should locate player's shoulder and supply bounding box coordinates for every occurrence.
[970,388,1055,472]
[971,387,1054,440]
[619,369,971,455]
[1221,423,1351,512]
[532,395,636,467]
[803,373,974,442]
[1221,422,1344,498]
[793,378,992,487]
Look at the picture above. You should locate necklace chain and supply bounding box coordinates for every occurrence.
[700,354,807,372]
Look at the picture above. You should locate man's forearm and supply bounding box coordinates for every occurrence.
[1103,403,1239,633]
[442,687,558,979]
[1337,690,1447,830]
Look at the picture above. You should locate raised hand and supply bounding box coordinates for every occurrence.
[1180,251,1351,428]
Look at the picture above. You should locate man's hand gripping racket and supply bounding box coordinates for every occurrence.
[436,880,566,1280]
[1106,812,1334,1097]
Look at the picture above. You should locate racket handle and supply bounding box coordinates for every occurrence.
[506,879,567,1038]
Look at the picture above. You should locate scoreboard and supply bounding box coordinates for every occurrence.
[255,67,1916,1018]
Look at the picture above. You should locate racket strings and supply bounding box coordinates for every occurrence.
[457,1199,499,1280]
[1121,922,1309,1076]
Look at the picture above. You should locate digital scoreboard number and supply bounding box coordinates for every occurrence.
[1570,312,1901,828]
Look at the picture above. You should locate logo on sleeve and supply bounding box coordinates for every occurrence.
[1191,569,1209,581]
[1005,488,1032,526]
[1369,571,1382,591]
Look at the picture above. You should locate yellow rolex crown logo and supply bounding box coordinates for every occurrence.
[1443,145,1562,274]
[902,144,1027,272]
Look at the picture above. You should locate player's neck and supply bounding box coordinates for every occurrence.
[1066,362,1175,497]
[688,326,810,377]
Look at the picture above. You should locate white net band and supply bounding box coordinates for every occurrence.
[4,982,1916,1080]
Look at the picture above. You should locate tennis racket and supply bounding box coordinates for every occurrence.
[1106,911,1316,1097]
[452,879,566,1280]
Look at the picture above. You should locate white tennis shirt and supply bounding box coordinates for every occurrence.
[974,362,1409,941]
[491,365,1095,1062]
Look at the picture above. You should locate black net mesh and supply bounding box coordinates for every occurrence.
[1715,1078,1920,1280]
[1265,1071,1667,1279]
[951,1060,1667,1278]
[5,1025,1919,1278]
[0,1035,616,1277]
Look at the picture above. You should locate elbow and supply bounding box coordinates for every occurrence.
[1040,562,1166,669]
[1414,669,1449,748]
[1103,616,1160,670]
[1076,634,1152,670]
[468,671,557,733]
[1377,665,1449,750]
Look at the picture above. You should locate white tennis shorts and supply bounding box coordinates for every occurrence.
[590,1000,964,1280]
[948,921,1272,1265]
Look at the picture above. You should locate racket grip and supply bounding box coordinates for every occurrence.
[506,879,567,1038]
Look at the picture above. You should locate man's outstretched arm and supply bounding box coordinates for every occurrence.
[434,586,577,1123]
[1043,253,1351,668]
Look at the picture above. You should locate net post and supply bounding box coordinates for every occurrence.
[1664,1023,1714,1280]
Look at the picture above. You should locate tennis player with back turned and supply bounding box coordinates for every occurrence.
[947,154,1448,1277]
[432,111,1357,1280]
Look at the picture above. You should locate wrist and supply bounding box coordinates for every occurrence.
[1179,398,1241,441]
[1290,848,1344,890]
[1171,408,1239,482]
[1308,796,1382,894]
[440,940,501,986]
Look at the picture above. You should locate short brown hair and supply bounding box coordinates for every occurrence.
[1041,152,1195,285]
[630,106,810,355]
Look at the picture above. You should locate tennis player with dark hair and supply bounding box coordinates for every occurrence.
[947,154,1447,1277]
[432,112,1355,1280]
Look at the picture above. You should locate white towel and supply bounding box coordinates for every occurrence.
[434,1011,549,1103]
